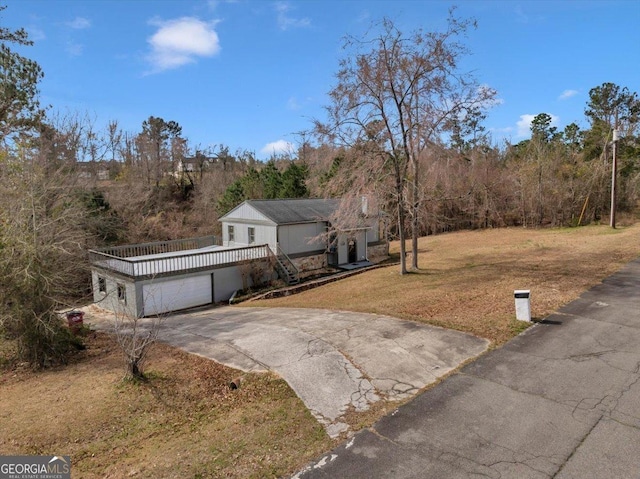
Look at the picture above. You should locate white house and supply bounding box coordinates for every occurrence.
[89,198,388,317]
[89,237,273,318]
[218,198,388,279]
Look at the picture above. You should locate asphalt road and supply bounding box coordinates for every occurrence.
[293,258,640,478]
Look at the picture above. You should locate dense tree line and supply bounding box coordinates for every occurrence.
[307,88,639,237]
[216,160,309,214]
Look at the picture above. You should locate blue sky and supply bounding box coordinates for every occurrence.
[4,0,639,159]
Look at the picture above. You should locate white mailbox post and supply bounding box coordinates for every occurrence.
[514,290,531,322]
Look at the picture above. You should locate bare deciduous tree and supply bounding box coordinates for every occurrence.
[315,11,496,273]
[113,311,164,380]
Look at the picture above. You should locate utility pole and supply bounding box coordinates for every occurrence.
[610,129,618,228]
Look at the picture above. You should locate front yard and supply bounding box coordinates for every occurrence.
[0,333,332,478]
[254,224,640,345]
[2,223,639,477]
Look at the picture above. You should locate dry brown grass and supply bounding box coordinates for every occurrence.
[0,333,332,478]
[252,224,640,345]
[2,224,638,478]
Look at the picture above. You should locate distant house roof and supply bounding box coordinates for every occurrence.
[226,198,341,225]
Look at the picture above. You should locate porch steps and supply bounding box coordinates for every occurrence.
[274,246,299,285]
[276,256,300,285]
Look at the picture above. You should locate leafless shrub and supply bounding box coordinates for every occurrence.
[113,310,164,380]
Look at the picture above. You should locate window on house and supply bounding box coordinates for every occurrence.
[248,227,255,244]
[98,276,106,294]
[228,225,235,242]
[117,283,126,304]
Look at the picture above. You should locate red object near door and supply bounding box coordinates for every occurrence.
[66,311,84,333]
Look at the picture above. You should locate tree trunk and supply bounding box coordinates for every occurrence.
[411,181,419,270]
[395,166,408,275]
[398,202,408,275]
[128,359,144,379]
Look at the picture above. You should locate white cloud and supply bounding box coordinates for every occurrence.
[261,140,294,156]
[558,89,578,100]
[66,42,83,56]
[356,10,371,23]
[67,17,91,29]
[275,2,310,30]
[514,6,530,24]
[62,17,90,56]
[287,96,312,110]
[287,97,301,110]
[514,6,544,24]
[516,114,536,137]
[516,113,560,137]
[208,0,239,10]
[147,17,220,72]
[27,26,46,42]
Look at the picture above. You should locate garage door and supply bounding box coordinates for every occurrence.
[142,275,212,316]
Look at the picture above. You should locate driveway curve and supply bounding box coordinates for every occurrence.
[157,307,489,437]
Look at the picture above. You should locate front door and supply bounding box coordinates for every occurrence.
[348,238,357,263]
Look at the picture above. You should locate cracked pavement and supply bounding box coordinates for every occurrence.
[292,258,640,478]
[90,306,488,438]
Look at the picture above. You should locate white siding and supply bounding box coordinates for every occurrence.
[367,217,381,242]
[92,271,138,318]
[221,203,278,247]
[278,222,326,256]
[222,222,239,246]
[253,224,277,249]
[356,230,367,260]
[93,262,268,317]
[337,234,348,264]
[142,275,212,316]
[213,265,245,302]
[221,202,275,224]
[222,222,276,249]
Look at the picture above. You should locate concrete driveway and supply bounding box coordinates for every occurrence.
[151,307,489,437]
[293,261,640,477]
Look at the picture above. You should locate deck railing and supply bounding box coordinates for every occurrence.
[93,235,220,259]
[89,243,271,279]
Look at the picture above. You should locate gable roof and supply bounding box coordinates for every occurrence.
[240,198,340,225]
